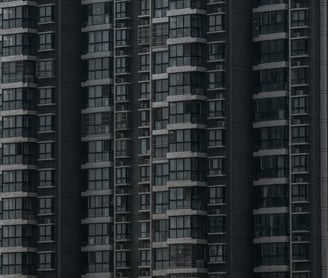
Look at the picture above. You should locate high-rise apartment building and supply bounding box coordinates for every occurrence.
[0,0,327,278]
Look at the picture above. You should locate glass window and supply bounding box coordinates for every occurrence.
[39,142,54,160]
[39,6,54,23]
[169,15,205,38]
[39,32,55,50]
[208,14,224,32]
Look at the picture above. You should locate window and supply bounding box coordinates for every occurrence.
[208,157,225,176]
[2,33,32,56]
[3,142,37,165]
[2,61,35,83]
[140,54,150,71]
[39,169,54,187]
[116,167,130,184]
[253,11,287,35]
[88,223,110,245]
[255,214,288,237]
[154,79,168,101]
[154,163,168,185]
[169,187,205,210]
[208,43,225,61]
[208,216,225,233]
[169,129,206,153]
[2,88,36,111]
[2,115,37,138]
[208,71,225,89]
[208,129,225,147]
[37,60,55,79]
[140,222,150,238]
[254,184,288,208]
[86,86,111,108]
[256,68,288,92]
[291,10,308,27]
[170,15,205,38]
[88,31,110,53]
[87,168,111,190]
[154,135,168,159]
[292,155,308,173]
[154,51,168,74]
[115,251,128,267]
[208,100,225,118]
[140,250,150,266]
[86,3,111,26]
[116,57,129,73]
[153,23,168,47]
[87,140,111,163]
[39,87,54,105]
[88,58,111,80]
[154,248,169,270]
[169,244,206,268]
[169,43,205,67]
[39,6,54,23]
[140,82,150,99]
[154,107,168,130]
[82,112,110,136]
[2,253,35,275]
[87,251,111,273]
[292,214,310,231]
[291,39,308,56]
[292,184,309,202]
[169,72,206,96]
[154,0,168,18]
[140,194,150,210]
[169,0,204,9]
[140,166,150,182]
[2,225,34,247]
[87,196,111,218]
[169,158,206,181]
[3,6,34,29]
[154,191,168,214]
[153,220,168,242]
[116,223,130,240]
[141,0,150,15]
[140,138,150,154]
[2,170,36,192]
[169,215,206,239]
[256,39,287,63]
[169,101,205,124]
[2,197,34,220]
[39,252,54,270]
[208,14,224,32]
[255,155,288,179]
[140,111,150,127]
[115,2,130,18]
[39,225,54,242]
[39,114,54,132]
[291,67,308,85]
[291,126,308,144]
[293,244,309,260]
[255,243,288,266]
[116,29,130,46]
[39,33,54,50]
[209,245,226,262]
[256,126,288,150]
[209,187,225,205]
[255,97,288,121]
[39,197,53,215]
[39,142,54,160]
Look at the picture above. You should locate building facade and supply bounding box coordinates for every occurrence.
[0,0,326,278]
